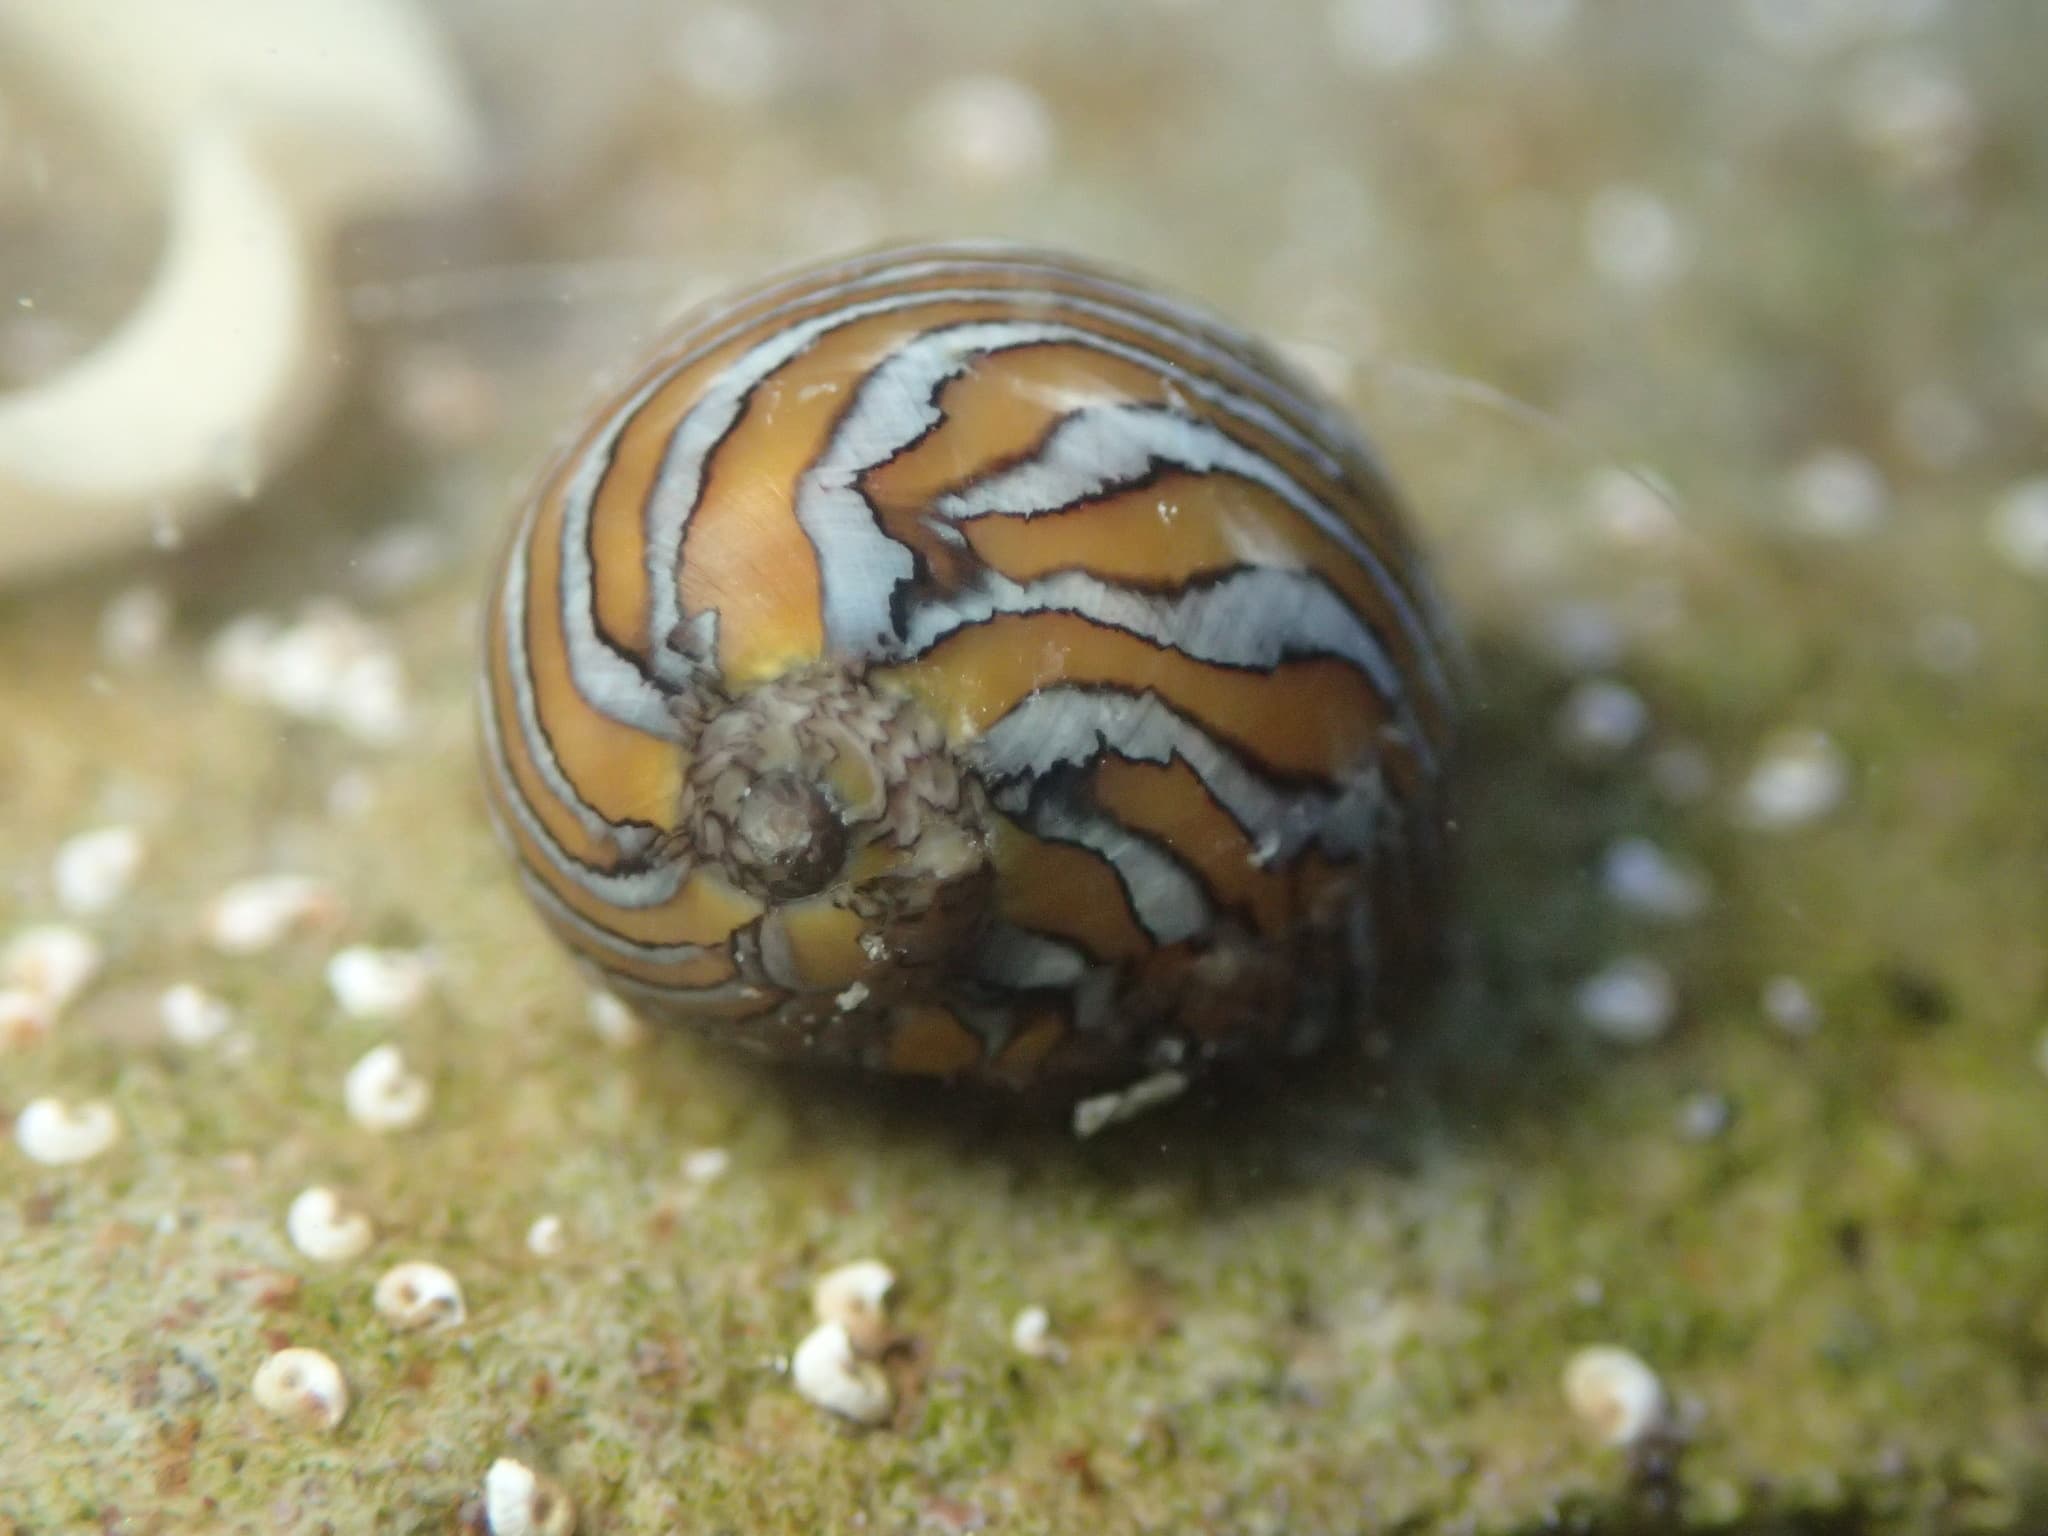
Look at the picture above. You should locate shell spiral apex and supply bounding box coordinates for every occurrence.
[479,241,1456,1088]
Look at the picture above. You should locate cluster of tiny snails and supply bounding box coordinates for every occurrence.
[481,241,1454,1089]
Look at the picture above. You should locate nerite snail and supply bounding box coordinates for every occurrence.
[479,243,1456,1088]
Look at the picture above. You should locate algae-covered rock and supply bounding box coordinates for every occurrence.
[2,2,2045,1531]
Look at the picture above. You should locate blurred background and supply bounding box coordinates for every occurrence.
[2,1,2045,1531]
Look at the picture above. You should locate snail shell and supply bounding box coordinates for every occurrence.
[479,242,1455,1087]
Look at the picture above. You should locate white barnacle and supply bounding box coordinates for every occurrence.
[1844,49,1979,185]
[207,614,284,696]
[1584,464,1680,546]
[204,875,340,954]
[1555,679,1648,757]
[160,982,235,1046]
[252,1347,349,1431]
[1584,185,1690,294]
[1740,729,1848,830]
[913,75,1054,185]
[1010,1305,1068,1363]
[327,770,379,820]
[1599,838,1710,922]
[1575,956,1677,1045]
[286,1186,375,1262]
[1989,477,2048,576]
[373,1260,466,1331]
[1071,1068,1189,1139]
[330,645,411,745]
[791,1320,894,1426]
[98,584,174,665]
[15,1096,122,1165]
[813,1259,896,1358]
[1762,975,1822,1038]
[1329,0,1453,72]
[344,1044,431,1132]
[2,924,103,1013]
[53,825,146,915]
[1676,1090,1734,1142]
[680,1146,731,1186]
[585,990,645,1048]
[1539,602,1626,674]
[667,2,784,107]
[246,601,386,724]
[1562,1344,1667,1448]
[326,944,437,1020]
[485,1456,577,1536]
[1786,447,1889,539]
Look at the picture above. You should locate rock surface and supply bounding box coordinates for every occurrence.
[2,2,2044,1531]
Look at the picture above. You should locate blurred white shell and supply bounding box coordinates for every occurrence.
[287,1186,376,1263]
[1562,1344,1668,1447]
[15,1096,122,1165]
[485,1457,577,1536]
[251,1347,349,1431]
[0,0,478,584]
[373,1260,467,1330]
[791,1321,893,1426]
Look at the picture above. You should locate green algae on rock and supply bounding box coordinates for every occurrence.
[3,1,2047,1531]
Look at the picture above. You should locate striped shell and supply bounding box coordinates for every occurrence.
[480,243,1455,1088]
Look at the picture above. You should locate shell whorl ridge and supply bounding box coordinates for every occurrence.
[480,242,1456,1087]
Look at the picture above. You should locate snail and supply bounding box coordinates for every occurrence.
[479,242,1456,1088]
